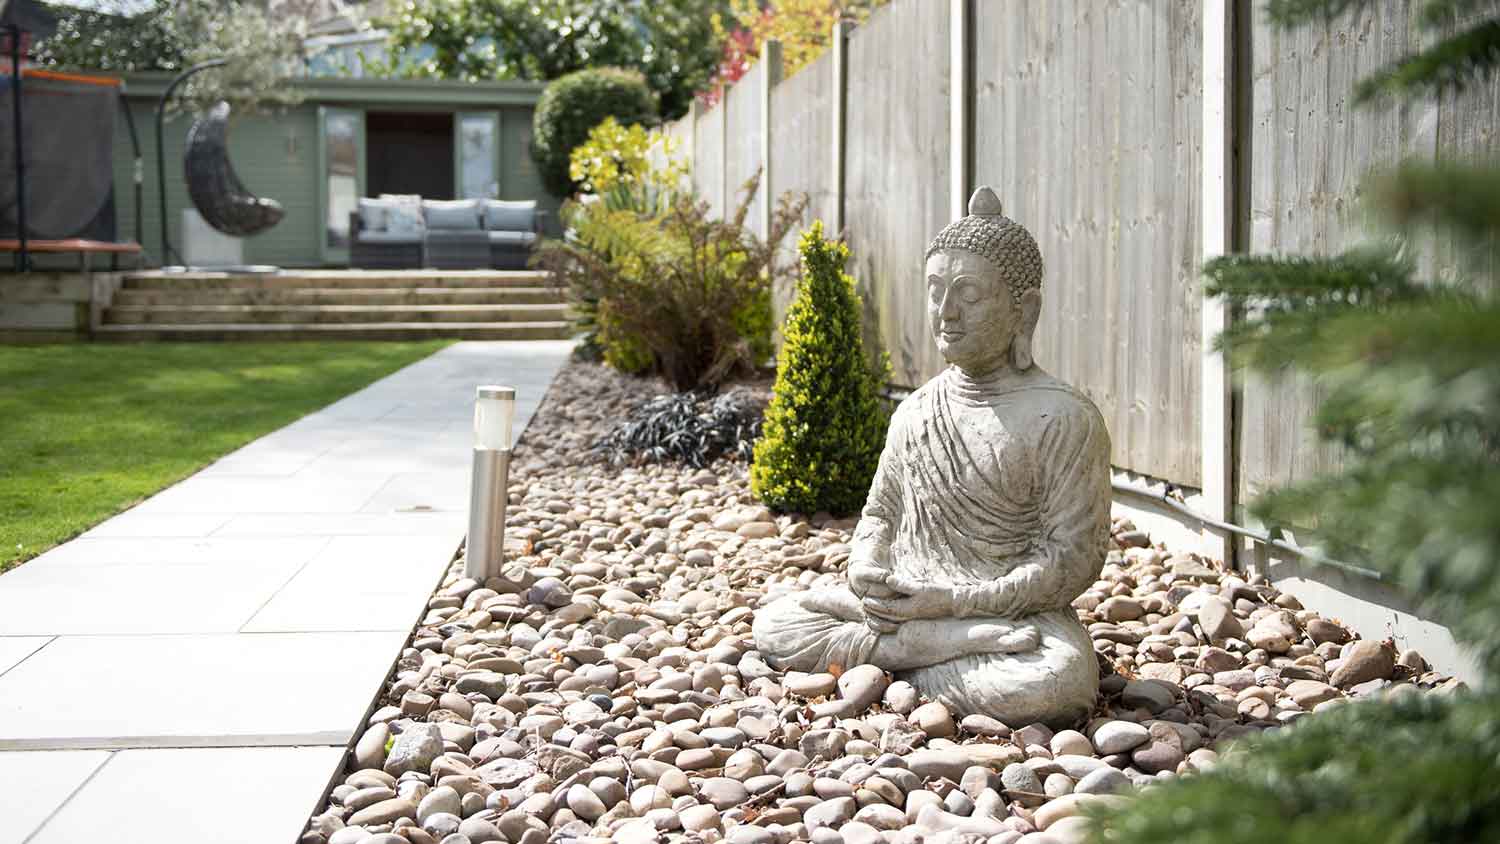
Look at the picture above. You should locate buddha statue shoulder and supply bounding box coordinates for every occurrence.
[752,187,1111,728]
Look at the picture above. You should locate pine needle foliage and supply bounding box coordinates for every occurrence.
[1204,247,1500,677]
[1266,0,1500,102]
[751,222,890,516]
[1095,2,1500,842]
[1095,693,1500,844]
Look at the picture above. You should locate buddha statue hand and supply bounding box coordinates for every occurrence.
[848,557,900,598]
[862,573,960,623]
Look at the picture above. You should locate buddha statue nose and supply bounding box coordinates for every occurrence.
[940,289,962,319]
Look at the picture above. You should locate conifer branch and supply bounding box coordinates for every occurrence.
[1263,0,1373,26]
[1355,20,1500,102]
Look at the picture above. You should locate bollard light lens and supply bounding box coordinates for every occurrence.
[474,385,516,451]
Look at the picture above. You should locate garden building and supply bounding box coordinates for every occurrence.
[110,72,559,269]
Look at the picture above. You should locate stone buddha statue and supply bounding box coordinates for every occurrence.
[753,187,1111,728]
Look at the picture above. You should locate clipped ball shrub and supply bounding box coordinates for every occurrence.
[531,67,657,197]
[752,221,890,515]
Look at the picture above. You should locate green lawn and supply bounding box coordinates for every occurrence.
[0,341,452,573]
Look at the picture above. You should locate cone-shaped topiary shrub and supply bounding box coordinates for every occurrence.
[752,221,890,515]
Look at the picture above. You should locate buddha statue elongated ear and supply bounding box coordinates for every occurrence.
[1013,288,1041,370]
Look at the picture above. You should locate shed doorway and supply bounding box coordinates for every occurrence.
[366,111,454,199]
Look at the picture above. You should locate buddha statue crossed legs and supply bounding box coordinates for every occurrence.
[753,187,1111,728]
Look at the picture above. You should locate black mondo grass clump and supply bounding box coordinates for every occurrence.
[594,389,767,468]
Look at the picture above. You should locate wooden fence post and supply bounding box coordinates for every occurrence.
[1201,0,1236,565]
[831,19,852,235]
[762,39,783,240]
[687,99,701,182]
[950,0,974,222]
[720,84,730,216]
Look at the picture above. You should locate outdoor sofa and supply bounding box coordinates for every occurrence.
[348,196,541,270]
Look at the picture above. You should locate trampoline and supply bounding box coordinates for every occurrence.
[1,0,144,270]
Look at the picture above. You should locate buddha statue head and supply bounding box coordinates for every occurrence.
[923,186,1043,376]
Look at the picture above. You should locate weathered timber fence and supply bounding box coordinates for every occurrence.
[973,1,1205,488]
[664,0,1500,568]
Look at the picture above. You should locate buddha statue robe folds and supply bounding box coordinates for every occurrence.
[752,186,1111,728]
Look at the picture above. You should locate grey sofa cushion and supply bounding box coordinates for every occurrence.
[487,230,538,247]
[379,195,425,235]
[483,199,537,232]
[424,199,482,231]
[357,197,394,232]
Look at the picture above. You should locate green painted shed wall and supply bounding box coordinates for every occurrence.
[112,102,322,267]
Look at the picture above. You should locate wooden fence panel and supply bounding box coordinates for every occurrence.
[694,100,726,219]
[972,1,1204,485]
[1429,9,1500,288]
[725,62,767,238]
[769,51,836,321]
[1236,0,1477,502]
[661,112,694,181]
[655,0,1500,499]
[843,0,953,388]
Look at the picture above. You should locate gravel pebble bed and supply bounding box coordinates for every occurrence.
[302,361,1458,844]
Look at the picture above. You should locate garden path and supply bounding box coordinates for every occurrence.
[0,340,574,844]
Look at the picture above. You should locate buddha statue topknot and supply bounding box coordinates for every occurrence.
[753,186,1111,728]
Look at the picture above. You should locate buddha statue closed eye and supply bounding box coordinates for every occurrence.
[753,186,1111,727]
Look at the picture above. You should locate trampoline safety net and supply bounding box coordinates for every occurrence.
[0,73,119,241]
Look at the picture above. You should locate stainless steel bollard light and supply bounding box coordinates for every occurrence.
[466,385,515,581]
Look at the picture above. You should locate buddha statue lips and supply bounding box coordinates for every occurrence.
[752,187,1111,728]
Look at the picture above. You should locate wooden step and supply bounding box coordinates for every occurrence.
[93,321,576,342]
[104,303,572,326]
[111,287,565,307]
[122,270,552,291]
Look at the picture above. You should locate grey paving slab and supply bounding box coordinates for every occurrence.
[306,396,409,421]
[128,473,396,516]
[20,537,329,568]
[298,436,471,477]
[243,591,434,634]
[242,535,456,633]
[277,416,454,439]
[195,452,324,477]
[0,632,407,749]
[79,514,229,539]
[25,746,344,844]
[360,471,473,514]
[0,749,112,844]
[0,540,324,636]
[212,511,464,538]
[0,637,52,677]
[0,563,305,636]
